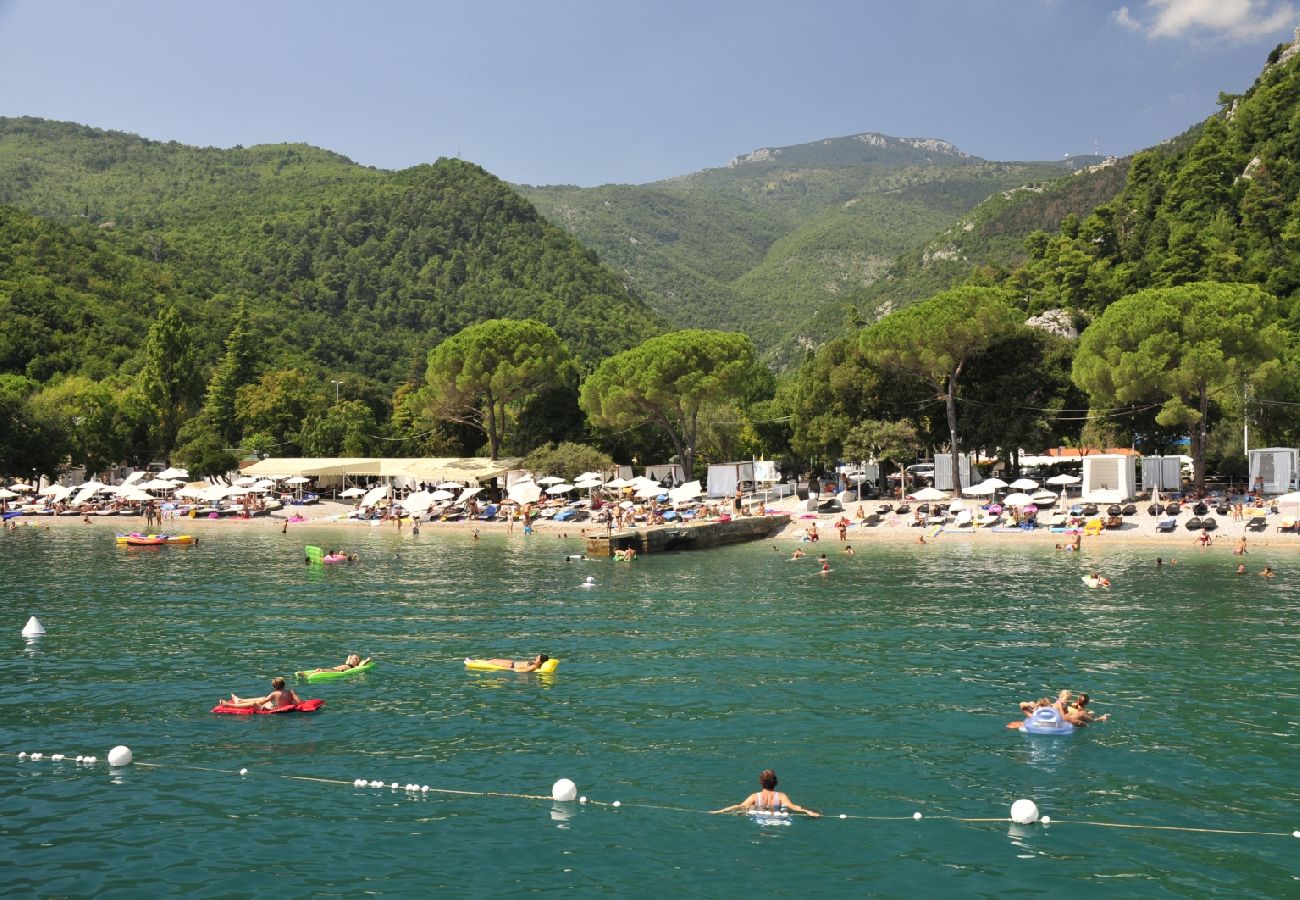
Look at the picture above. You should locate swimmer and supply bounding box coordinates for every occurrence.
[581,576,596,587]
[842,545,854,556]
[296,654,369,678]
[790,547,806,560]
[1236,563,1246,574]
[1063,693,1109,726]
[1234,536,1247,555]
[1259,566,1276,577]
[711,769,820,818]
[219,676,301,710]
[917,535,926,545]
[482,654,549,672]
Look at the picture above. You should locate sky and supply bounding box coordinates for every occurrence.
[0,0,1297,186]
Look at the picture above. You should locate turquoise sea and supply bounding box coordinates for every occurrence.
[3,525,1298,897]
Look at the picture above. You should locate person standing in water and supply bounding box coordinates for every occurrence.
[712,769,820,817]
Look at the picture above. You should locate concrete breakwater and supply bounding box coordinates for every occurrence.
[584,513,791,557]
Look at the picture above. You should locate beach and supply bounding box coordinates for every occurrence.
[21,493,1299,556]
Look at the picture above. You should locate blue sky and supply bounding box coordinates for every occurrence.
[0,0,1295,185]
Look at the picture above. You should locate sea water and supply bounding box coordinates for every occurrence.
[2,526,1298,896]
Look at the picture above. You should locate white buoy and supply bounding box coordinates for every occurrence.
[353,779,364,787]
[369,780,383,788]
[913,811,923,820]
[1010,799,1040,825]
[421,785,429,793]
[17,752,27,760]
[75,755,84,763]
[579,796,588,804]
[839,813,846,819]
[84,756,96,764]
[239,768,248,776]
[22,616,45,638]
[1292,830,1299,838]
[107,745,132,767]
[1041,815,1051,825]
[31,753,43,761]
[612,800,621,808]
[552,778,578,802]
[390,782,398,789]
[51,754,64,761]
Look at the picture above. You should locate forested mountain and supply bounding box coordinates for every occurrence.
[0,117,665,387]
[519,134,1093,359]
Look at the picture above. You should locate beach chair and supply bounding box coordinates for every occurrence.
[1200,516,1218,531]
[864,512,881,527]
[477,504,499,521]
[1246,515,1268,532]
[1184,516,1203,530]
[974,510,999,527]
[1157,516,1177,533]
[952,510,973,528]
[1275,518,1296,534]
[1044,513,1066,529]
[1083,518,1103,536]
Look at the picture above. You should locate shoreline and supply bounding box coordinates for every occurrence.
[11,495,1298,553]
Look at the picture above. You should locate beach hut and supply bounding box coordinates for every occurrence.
[706,461,755,498]
[1247,448,1298,495]
[1141,455,1183,492]
[932,454,979,491]
[1081,454,1136,501]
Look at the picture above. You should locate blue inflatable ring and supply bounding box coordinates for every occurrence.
[1021,706,1076,735]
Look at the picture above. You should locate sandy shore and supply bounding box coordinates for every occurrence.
[12,495,1299,553]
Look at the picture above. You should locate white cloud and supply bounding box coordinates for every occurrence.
[1115,0,1298,41]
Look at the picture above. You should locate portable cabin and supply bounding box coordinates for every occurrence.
[1247,448,1298,495]
[932,454,979,491]
[1081,454,1136,500]
[1141,455,1182,493]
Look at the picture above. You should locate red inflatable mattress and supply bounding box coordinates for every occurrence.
[211,699,325,715]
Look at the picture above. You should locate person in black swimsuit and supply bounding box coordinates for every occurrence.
[711,769,820,817]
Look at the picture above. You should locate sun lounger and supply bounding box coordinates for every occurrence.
[1157,517,1177,533]
[1246,515,1268,532]
[864,512,881,526]
[975,511,999,527]
[1275,518,1296,533]
[951,510,973,527]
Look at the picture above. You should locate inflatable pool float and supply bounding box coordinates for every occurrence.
[116,533,195,546]
[1019,706,1075,735]
[1081,575,1111,589]
[211,698,325,715]
[464,658,559,674]
[298,661,375,682]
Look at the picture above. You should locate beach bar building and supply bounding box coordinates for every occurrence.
[1082,454,1137,500]
[1247,447,1298,494]
[1141,455,1183,492]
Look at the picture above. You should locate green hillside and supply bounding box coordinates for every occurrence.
[0,117,666,384]
[520,133,1083,356]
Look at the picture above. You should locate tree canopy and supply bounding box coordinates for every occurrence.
[579,330,755,478]
[422,319,571,460]
[860,286,1020,492]
[1072,281,1287,491]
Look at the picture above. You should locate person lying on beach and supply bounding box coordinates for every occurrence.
[297,654,369,677]
[711,769,820,817]
[219,676,301,710]
[483,654,549,672]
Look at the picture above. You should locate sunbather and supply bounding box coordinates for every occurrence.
[297,653,369,677]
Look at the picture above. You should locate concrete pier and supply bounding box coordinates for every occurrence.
[584,514,790,557]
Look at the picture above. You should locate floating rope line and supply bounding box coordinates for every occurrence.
[16,754,1298,840]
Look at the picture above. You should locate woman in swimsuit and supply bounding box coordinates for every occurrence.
[297,653,369,677]
[712,769,820,817]
[484,654,549,672]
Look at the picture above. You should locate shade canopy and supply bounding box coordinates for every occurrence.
[157,467,189,480]
[508,482,543,504]
[9,482,35,491]
[537,476,564,485]
[1046,473,1081,485]
[1274,491,1300,505]
[546,483,576,495]
[339,487,366,498]
[605,477,632,489]
[1031,490,1058,503]
[430,489,455,501]
[361,486,388,507]
[0,488,17,499]
[979,477,1009,490]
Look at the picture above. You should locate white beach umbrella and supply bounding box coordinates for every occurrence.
[430,489,455,501]
[574,477,603,489]
[949,498,967,511]
[286,476,312,485]
[233,475,257,487]
[404,491,435,513]
[576,471,605,483]
[250,480,276,491]
[175,486,206,499]
[121,471,147,487]
[619,500,635,509]
[963,482,998,496]
[508,482,543,504]
[8,482,35,492]
[1274,491,1300,505]
[668,481,703,504]
[339,487,366,498]
[911,487,950,502]
[223,485,251,496]
[199,485,230,502]
[537,476,564,485]
[1031,489,1058,504]
[1046,473,1081,485]
[119,487,154,503]
[980,477,1009,490]
[436,481,464,489]
[605,477,632,489]
[361,486,388,507]
[142,478,178,491]
[1008,477,1040,490]
[38,483,65,496]
[635,483,664,499]
[546,483,576,496]
[458,487,483,502]
[157,467,189,480]
[0,488,17,499]
[1002,492,1036,507]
